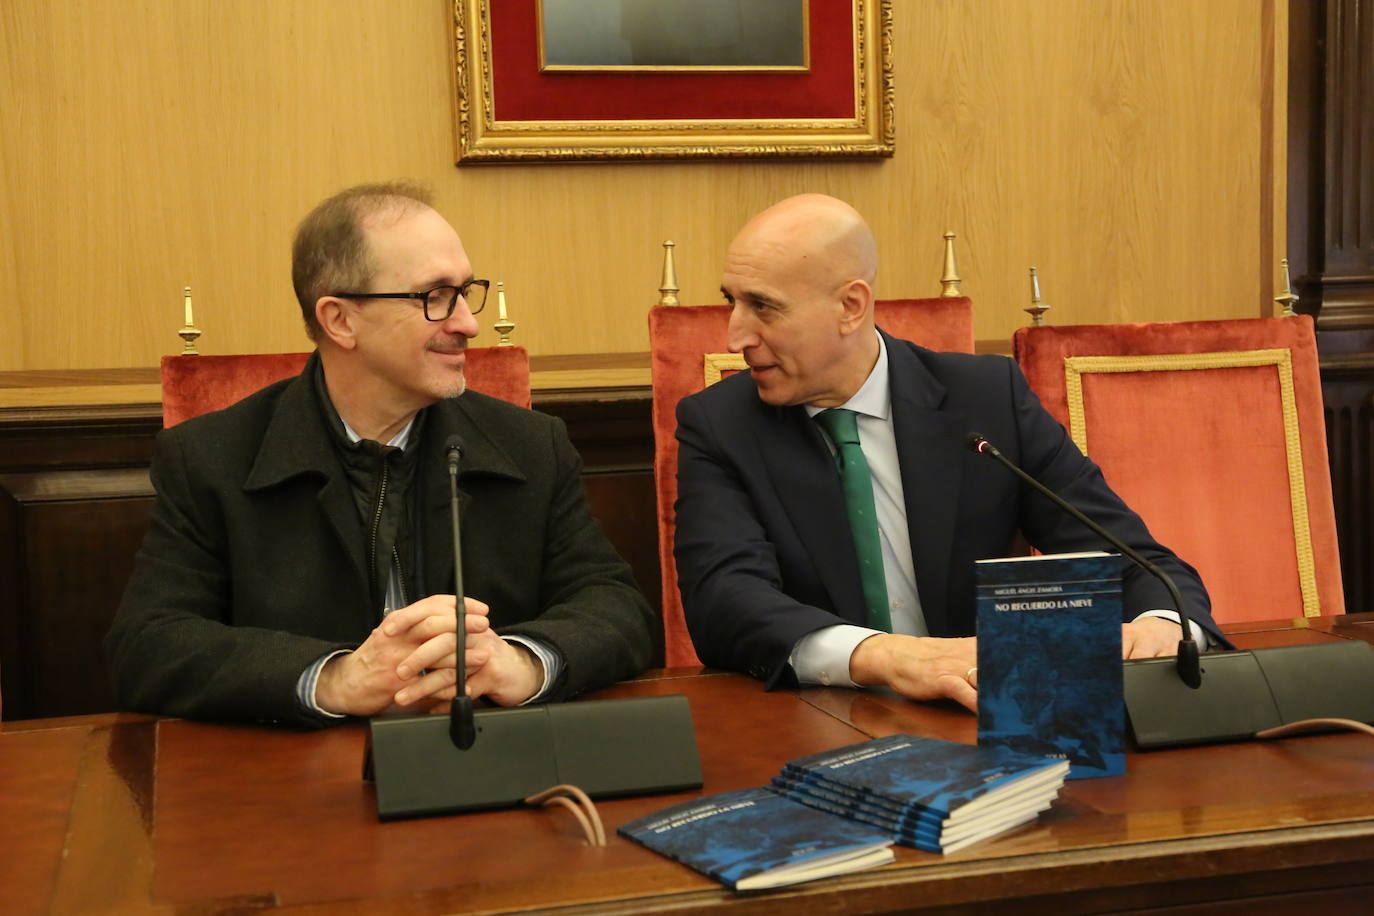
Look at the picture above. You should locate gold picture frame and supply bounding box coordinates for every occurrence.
[451,0,894,164]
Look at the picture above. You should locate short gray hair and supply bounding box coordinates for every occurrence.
[290,181,434,340]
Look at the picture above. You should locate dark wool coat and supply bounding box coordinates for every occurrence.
[108,355,654,726]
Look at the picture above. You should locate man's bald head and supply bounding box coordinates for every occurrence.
[729,193,878,292]
[721,195,882,407]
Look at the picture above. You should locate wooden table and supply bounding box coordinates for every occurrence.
[3,617,1373,914]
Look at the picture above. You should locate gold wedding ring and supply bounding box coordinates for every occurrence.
[965,666,978,683]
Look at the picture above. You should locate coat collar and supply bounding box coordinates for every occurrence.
[241,352,369,586]
[243,351,341,493]
[241,353,527,494]
[240,352,528,599]
[424,395,529,501]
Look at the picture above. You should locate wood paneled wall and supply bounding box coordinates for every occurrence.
[0,0,1285,372]
[1288,0,1374,614]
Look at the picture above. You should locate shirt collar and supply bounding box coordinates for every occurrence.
[340,413,416,450]
[804,330,890,421]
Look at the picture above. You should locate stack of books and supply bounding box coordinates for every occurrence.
[619,735,1068,890]
[771,735,1070,854]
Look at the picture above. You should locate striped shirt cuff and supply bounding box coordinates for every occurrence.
[296,650,352,718]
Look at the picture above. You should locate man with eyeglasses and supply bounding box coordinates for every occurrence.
[107,182,655,726]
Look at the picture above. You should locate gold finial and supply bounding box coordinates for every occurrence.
[1025,267,1050,326]
[658,240,680,307]
[939,231,962,297]
[178,285,202,354]
[493,280,515,346]
[1274,258,1299,317]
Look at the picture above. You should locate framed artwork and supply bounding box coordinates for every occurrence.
[451,0,894,163]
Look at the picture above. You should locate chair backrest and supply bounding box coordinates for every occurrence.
[160,346,532,427]
[649,298,975,667]
[1013,315,1343,624]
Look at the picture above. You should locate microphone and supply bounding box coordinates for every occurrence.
[964,432,1202,689]
[446,433,476,750]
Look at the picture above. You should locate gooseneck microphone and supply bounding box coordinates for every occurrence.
[965,432,1203,689]
[446,433,477,749]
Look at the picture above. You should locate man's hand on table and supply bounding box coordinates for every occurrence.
[1122,617,1185,659]
[848,634,979,712]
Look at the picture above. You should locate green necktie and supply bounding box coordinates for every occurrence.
[814,408,892,632]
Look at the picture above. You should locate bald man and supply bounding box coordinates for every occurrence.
[673,194,1219,711]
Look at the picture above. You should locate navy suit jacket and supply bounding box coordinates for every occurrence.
[673,331,1217,687]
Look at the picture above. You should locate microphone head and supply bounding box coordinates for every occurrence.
[444,433,465,460]
[965,431,991,454]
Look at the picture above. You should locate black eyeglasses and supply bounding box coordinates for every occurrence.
[334,279,489,321]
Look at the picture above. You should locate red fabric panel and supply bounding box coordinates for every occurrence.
[489,0,856,121]
[161,347,531,427]
[649,306,731,667]
[464,346,532,409]
[649,298,975,667]
[1012,316,1343,623]
[161,353,311,428]
[875,297,974,354]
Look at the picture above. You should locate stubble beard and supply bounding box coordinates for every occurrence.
[435,368,467,401]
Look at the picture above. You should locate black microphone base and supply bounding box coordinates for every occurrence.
[362,695,702,820]
[1125,640,1374,749]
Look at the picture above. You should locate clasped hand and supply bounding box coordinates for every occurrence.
[315,595,543,716]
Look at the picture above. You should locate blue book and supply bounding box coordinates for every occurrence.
[781,735,1065,818]
[775,780,1055,854]
[976,551,1126,779]
[769,774,944,841]
[771,771,1058,842]
[775,735,1067,853]
[616,787,893,891]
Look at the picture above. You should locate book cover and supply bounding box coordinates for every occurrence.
[616,787,893,891]
[976,551,1126,779]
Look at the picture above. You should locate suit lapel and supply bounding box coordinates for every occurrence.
[754,404,870,625]
[885,333,967,636]
[243,353,369,589]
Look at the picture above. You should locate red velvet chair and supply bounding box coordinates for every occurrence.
[160,347,531,427]
[650,298,976,667]
[1012,315,1343,625]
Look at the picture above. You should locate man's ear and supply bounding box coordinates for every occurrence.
[836,279,875,336]
[315,296,358,351]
